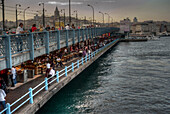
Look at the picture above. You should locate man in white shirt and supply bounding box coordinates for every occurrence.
[16,23,24,34]
[0,87,6,110]
[65,24,70,30]
[48,67,55,84]
[16,23,26,52]
[11,66,17,87]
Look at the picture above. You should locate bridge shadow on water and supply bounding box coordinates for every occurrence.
[36,43,120,114]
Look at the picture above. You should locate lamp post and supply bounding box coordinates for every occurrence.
[99,11,104,26]
[89,17,92,25]
[110,17,113,26]
[16,4,21,27]
[105,13,110,26]
[23,7,30,30]
[87,4,94,25]
[39,2,45,27]
[69,0,71,26]
[73,10,78,27]
[1,0,5,31]
[61,9,65,26]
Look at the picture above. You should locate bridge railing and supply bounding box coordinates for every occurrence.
[0,37,119,114]
[0,27,116,69]
[0,36,6,59]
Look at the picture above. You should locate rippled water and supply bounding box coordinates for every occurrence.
[37,37,170,114]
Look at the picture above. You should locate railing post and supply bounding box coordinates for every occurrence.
[77,60,79,68]
[45,31,50,54]
[86,28,88,40]
[65,66,67,77]
[45,77,48,91]
[82,58,84,65]
[56,71,59,83]
[57,30,60,50]
[91,52,93,58]
[89,53,90,60]
[6,103,11,114]
[29,32,34,61]
[91,28,93,39]
[94,51,96,56]
[66,30,69,47]
[89,28,91,39]
[82,29,85,41]
[5,35,12,69]
[85,55,87,63]
[78,29,80,43]
[29,88,33,104]
[73,30,75,45]
[72,63,74,72]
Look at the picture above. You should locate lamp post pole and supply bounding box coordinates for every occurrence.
[69,0,71,26]
[105,13,110,26]
[2,0,5,31]
[99,11,104,26]
[23,7,30,30]
[39,3,45,27]
[74,10,78,27]
[16,4,21,27]
[61,9,65,26]
[87,4,94,25]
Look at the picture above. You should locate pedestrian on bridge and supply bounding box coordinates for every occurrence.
[16,23,27,52]
[0,86,6,111]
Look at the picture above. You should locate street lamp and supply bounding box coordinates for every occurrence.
[39,2,45,27]
[16,4,21,27]
[69,0,71,26]
[1,0,5,31]
[87,4,94,25]
[73,10,78,27]
[105,13,110,26]
[89,17,92,25]
[23,7,30,30]
[61,9,65,26]
[99,11,104,26]
[110,17,113,25]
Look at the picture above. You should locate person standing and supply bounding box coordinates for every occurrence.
[45,62,51,77]
[0,87,6,111]
[11,66,17,87]
[48,67,55,84]
[31,24,37,32]
[16,23,27,52]
[65,24,70,30]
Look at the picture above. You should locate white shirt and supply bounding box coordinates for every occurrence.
[65,25,70,30]
[57,58,61,62]
[11,67,16,79]
[0,89,6,101]
[49,69,55,76]
[47,63,50,69]
[16,26,24,34]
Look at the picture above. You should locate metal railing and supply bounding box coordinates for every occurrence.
[0,38,119,114]
[0,27,117,69]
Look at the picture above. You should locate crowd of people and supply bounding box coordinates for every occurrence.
[15,23,93,35]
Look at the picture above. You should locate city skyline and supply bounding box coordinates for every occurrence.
[0,0,170,23]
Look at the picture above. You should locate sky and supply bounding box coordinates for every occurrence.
[0,0,170,22]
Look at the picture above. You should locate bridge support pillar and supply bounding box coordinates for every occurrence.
[57,30,60,50]
[66,30,69,47]
[73,30,75,45]
[78,29,80,43]
[5,35,12,69]
[29,33,34,60]
[45,31,50,55]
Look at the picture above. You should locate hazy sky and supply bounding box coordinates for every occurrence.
[0,0,170,22]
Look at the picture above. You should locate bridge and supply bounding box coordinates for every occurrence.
[0,27,119,71]
[0,27,123,114]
